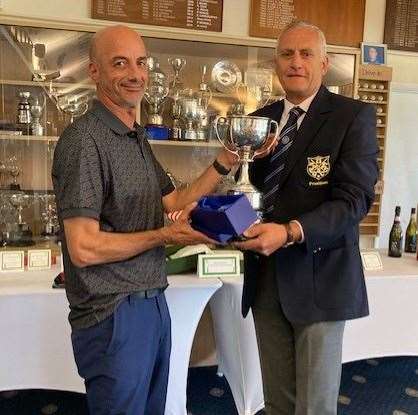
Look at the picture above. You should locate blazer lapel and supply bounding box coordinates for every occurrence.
[278,85,333,189]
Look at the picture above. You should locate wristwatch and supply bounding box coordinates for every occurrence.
[283,222,295,248]
[212,159,231,176]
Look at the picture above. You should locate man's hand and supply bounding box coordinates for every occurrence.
[161,202,215,246]
[216,148,239,170]
[232,222,287,256]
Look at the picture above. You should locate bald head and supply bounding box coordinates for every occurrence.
[88,24,148,111]
[89,25,146,64]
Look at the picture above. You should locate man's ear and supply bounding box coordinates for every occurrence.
[321,55,330,76]
[89,61,99,82]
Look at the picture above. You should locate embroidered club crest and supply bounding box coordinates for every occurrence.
[307,155,330,181]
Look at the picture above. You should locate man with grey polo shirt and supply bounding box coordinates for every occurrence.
[52,25,238,415]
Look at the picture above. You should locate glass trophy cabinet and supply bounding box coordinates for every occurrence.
[0,22,360,258]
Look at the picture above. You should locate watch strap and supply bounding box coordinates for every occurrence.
[283,222,295,247]
[212,159,231,176]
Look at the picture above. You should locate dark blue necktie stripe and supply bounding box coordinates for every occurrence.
[263,106,304,217]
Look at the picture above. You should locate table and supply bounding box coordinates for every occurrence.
[210,252,418,415]
[0,269,221,415]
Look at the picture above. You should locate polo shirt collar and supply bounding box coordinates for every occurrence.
[91,99,139,136]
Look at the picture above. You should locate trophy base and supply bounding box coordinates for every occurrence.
[181,129,197,140]
[196,129,208,141]
[9,183,21,191]
[6,223,35,247]
[30,124,44,136]
[145,124,169,140]
[170,127,181,140]
[227,188,263,212]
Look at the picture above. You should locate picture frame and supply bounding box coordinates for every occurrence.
[361,42,387,65]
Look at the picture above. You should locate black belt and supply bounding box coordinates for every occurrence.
[132,287,165,299]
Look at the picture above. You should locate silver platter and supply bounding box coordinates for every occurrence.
[211,60,242,93]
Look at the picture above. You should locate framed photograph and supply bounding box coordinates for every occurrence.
[361,43,387,65]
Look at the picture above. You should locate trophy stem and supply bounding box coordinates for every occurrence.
[229,160,262,212]
[236,160,251,187]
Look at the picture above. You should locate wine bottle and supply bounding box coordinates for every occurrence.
[405,208,417,253]
[388,206,403,257]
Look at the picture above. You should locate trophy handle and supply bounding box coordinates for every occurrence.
[253,119,279,158]
[213,116,239,156]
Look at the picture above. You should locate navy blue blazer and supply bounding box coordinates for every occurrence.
[242,85,379,324]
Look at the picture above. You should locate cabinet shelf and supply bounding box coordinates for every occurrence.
[0,134,223,149]
[0,79,95,90]
[358,88,388,93]
[0,134,58,142]
[148,139,221,148]
[360,99,387,104]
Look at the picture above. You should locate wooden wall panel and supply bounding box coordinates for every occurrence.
[250,0,365,47]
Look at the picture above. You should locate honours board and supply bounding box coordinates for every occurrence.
[92,0,223,32]
[249,0,365,47]
[384,0,418,52]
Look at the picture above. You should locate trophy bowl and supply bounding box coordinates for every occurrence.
[214,115,278,212]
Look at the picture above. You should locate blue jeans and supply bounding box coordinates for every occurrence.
[71,292,171,415]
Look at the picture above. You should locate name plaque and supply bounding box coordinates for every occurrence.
[249,0,365,48]
[28,249,52,271]
[92,0,223,32]
[384,0,418,52]
[198,252,241,278]
[0,251,25,272]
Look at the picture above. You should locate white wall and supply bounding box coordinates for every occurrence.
[379,83,418,248]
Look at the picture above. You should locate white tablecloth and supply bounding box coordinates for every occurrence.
[0,269,221,415]
[210,252,418,415]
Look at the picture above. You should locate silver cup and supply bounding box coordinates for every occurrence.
[180,97,199,140]
[144,59,169,125]
[214,115,278,211]
[57,95,89,123]
[30,95,45,135]
[144,82,169,125]
[17,91,32,125]
[168,57,186,95]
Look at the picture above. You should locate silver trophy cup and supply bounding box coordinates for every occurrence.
[214,115,278,211]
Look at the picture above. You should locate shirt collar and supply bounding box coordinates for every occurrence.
[90,99,144,137]
[283,90,318,118]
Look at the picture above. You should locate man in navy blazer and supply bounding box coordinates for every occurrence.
[234,21,378,415]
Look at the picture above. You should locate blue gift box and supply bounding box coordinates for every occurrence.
[191,194,258,243]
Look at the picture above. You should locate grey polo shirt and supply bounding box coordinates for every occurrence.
[52,100,174,330]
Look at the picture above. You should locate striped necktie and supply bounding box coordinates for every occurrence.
[263,106,304,217]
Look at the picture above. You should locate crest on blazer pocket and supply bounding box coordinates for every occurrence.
[307,155,330,186]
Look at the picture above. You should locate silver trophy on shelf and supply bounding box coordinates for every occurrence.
[16,91,32,134]
[7,156,21,190]
[168,57,186,96]
[38,193,60,238]
[30,94,46,135]
[170,91,183,140]
[57,94,89,123]
[8,192,35,246]
[214,115,278,211]
[0,160,7,189]
[144,57,170,139]
[179,96,199,140]
[194,65,212,140]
